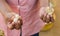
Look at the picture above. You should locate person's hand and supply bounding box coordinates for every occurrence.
[14,18,22,30]
[39,7,54,23]
[6,12,22,30]
[40,13,54,23]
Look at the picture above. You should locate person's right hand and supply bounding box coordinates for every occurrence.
[6,12,22,30]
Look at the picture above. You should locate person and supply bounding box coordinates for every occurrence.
[0,0,52,36]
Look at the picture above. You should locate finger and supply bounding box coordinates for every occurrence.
[14,20,22,30]
[7,23,15,30]
[18,17,23,25]
[8,19,13,24]
[45,14,50,23]
[42,13,48,22]
[15,24,21,30]
[45,18,50,23]
[14,22,20,30]
[10,22,15,28]
[50,16,54,22]
[8,16,15,24]
[17,20,21,24]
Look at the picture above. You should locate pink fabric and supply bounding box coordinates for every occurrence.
[0,0,48,36]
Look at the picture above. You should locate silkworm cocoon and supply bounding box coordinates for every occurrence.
[45,7,54,15]
[13,14,20,22]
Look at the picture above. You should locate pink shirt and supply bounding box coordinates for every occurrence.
[0,0,48,36]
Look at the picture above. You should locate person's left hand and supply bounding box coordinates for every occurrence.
[39,7,54,23]
[40,13,54,23]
